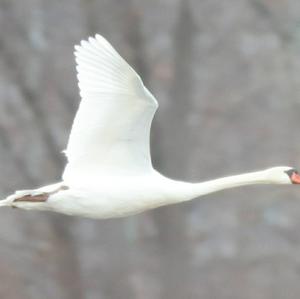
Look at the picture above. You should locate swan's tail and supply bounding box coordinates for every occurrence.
[0,184,65,209]
[0,195,15,207]
[0,190,37,207]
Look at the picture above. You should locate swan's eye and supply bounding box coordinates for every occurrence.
[285,169,295,176]
[284,168,300,182]
[288,169,300,184]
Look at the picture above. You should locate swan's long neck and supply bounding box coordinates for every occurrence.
[173,170,270,202]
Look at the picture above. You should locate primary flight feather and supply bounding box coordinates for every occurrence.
[1,34,299,218]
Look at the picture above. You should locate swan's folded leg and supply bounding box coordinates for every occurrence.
[0,182,68,208]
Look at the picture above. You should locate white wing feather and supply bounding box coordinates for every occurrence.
[63,35,158,185]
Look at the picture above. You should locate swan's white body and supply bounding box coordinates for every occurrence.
[2,34,298,219]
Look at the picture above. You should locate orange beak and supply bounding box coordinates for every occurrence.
[291,172,300,184]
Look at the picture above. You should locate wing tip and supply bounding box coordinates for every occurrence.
[74,33,110,57]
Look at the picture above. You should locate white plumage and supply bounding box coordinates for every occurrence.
[63,35,158,186]
[1,34,299,219]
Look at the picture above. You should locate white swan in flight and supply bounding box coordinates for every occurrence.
[1,34,299,218]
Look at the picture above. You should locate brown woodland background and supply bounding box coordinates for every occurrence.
[1,0,300,298]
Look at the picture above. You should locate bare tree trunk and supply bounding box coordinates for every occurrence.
[49,216,84,299]
[152,2,197,298]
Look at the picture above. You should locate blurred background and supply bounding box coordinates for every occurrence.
[1,0,300,298]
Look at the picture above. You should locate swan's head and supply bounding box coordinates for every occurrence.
[264,166,300,184]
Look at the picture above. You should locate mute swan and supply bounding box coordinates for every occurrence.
[1,34,299,219]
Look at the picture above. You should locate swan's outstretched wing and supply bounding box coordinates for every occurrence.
[62,35,158,185]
